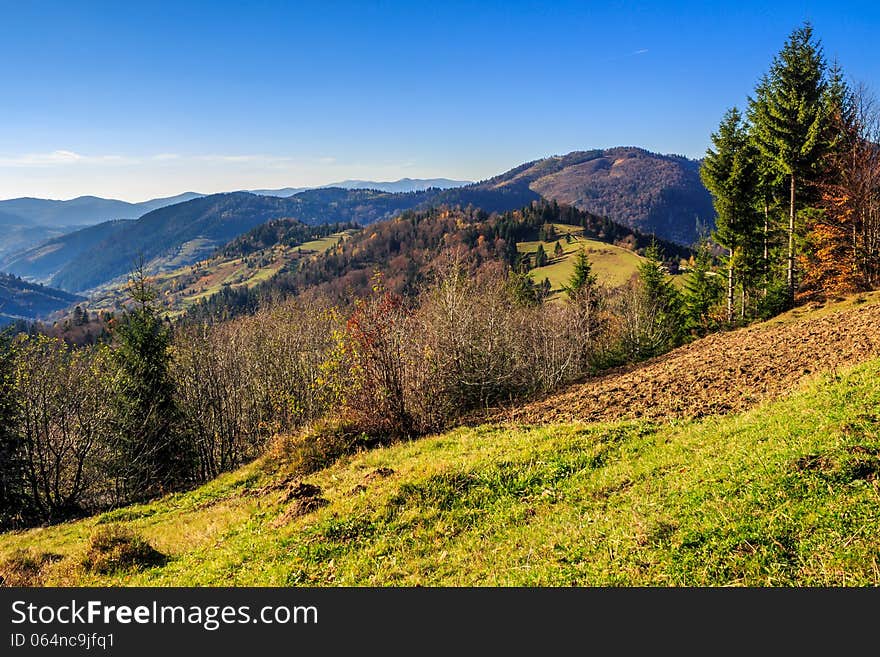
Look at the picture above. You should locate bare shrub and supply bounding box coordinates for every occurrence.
[172,297,342,480]
[12,336,114,520]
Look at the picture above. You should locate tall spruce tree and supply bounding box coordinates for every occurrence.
[111,265,189,502]
[748,81,785,292]
[683,240,722,333]
[534,243,548,268]
[567,248,597,295]
[701,107,762,322]
[637,242,685,355]
[748,22,830,301]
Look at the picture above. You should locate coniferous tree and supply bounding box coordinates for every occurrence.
[683,240,722,333]
[749,22,831,301]
[701,107,763,322]
[554,241,564,259]
[507,271,540,306]
[534,243,548,268]
[111,265,189,502]
[567,248,597,295]
[638,242,685,352]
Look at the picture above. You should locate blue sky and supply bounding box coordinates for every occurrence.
[1,0,878,200]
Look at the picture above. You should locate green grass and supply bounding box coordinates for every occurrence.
[4,357,880,586]
[516,224,646,294]
[298,230,354,254]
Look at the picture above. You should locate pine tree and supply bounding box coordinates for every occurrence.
[748,22,831,301]
[567,248,597,296]
[507,271,540,306]
[701,107,763,322]
[554,241,564,259]
[683,240,722,333]
[534,243,548,268]
[638,242,685,352]
[110,265,189,502]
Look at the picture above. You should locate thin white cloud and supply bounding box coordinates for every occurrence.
[602,48,651,63]
[0,150,136,167]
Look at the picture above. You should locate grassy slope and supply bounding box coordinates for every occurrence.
[4,356,879,586]
[83,230,355,316]
[517,224,643,293]
[516,223,686,295]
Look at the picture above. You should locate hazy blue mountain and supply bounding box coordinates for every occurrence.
[0,273,83,323]
[1,220,134,283]
[0,220,67,262]
[251,178,471,197]
[0,192,203,228]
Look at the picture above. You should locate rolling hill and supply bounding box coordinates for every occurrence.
[0,273,83,323]
[4,295,880,586]
[81,221,358,318]
[473,147,713,245]
[0,219,134,283]
[183,200,688,322]
[0,192,202,228]
[517,223,648,295]
[0,193,203,263]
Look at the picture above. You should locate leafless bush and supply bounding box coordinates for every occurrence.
[12,335,114,519]
[172,297,342,480]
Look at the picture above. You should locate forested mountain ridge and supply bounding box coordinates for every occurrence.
[0,274,83,323]
[0,219,134,283]
[185,199,688,321]
[472,147,714,245]
[48,190,426,292]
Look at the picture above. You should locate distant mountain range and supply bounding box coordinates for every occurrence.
[0,192,203,262]
[0,181,470,260]
[0,192,203,228]
[0,149,714,302]
[0,180,470,229]
[250,178,471,197]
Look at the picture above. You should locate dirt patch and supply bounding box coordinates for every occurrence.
[270,481,329,528]
[280,482,323,504]
[364,467,395,483]
[493,300,880,425]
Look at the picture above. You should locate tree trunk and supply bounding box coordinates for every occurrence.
[763,201,770,296]
[727,249,734,324]
[787,174,796,301]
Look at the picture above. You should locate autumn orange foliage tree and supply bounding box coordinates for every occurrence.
[801,84,880,299]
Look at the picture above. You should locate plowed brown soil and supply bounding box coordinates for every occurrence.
[496,295,880,425]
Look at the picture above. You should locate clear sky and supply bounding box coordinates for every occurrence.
[1,0,878,201]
